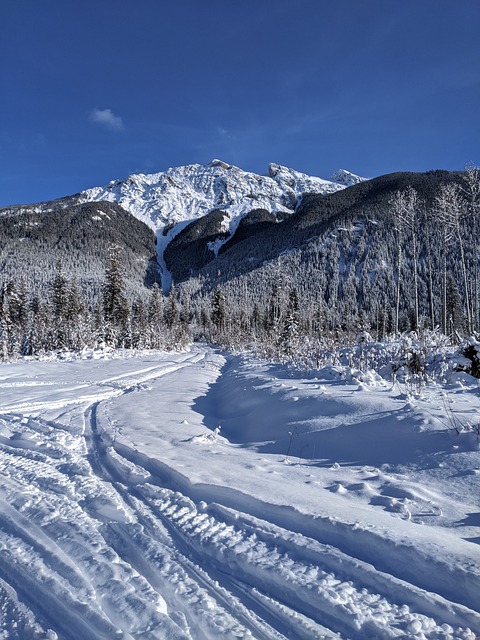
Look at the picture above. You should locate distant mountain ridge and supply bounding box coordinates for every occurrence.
[0,201,157,298]
[0,159,367,294]
[75,160,367,289]
[331,169,369,187]
[164,169,463,285]
[78,160,366,234]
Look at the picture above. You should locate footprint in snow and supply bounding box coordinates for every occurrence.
[329,482,348,494]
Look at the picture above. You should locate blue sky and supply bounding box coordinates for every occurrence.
[1,0,479,206]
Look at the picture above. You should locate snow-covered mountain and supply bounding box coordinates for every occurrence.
[331,168,368,187]
[0,159,367,290]
[78,160,362,289]
[79,159,352,235]
[0,159,373,294]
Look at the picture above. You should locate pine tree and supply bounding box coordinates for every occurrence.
[164,286,179,330]
[52,262,69,348]
[211,288,226,332]
[147,282,163,349]
[0,287,12,360]
[131,297,147,348]
[251,303,261,336]
[52,262,68,321]
[280,287,300,359]
[103,246,129,345]
[446,275,464,336]
[0,282,28,358]
[180,295,191,330]
[265,283,282,334]
[148,283,162,323]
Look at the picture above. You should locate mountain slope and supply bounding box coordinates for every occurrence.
[0,201,157,298]
[166,170,462,285]
[0,160,365,299]
[172,169,477,334]
[0,165,470,332]
[77,160,353,288]
[78,159,347,233]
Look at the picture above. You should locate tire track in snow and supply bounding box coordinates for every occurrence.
[117,487,330,640]
[0,531,119,640]
[135,483,478,639]
[103,519,282,640]
[85,399,277,639]
[95,427,479,639]
[0,354,205,417]
[80,351,479,639]
[77,353,304,638]
[109,438,480,633]
[0,576,48,639]
[1,349,479,639]
[0,356,215,638]
[0,412,189,638]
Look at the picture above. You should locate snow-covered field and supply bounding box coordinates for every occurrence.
[0,344,478,639]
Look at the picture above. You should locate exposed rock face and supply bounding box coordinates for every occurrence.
[79,160,349,234]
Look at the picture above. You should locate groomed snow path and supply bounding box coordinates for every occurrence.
[0,345,478,639]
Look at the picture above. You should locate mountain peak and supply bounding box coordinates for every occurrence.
[80,161,348,235]
[207,159,233,170]
[331,169,367,187]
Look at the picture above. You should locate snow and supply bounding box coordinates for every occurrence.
[79,161,346,236]
[330,170,367,187]
[0,344,478,639]
[77,161,349,291]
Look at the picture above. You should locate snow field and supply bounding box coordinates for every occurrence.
[0,345,478,638]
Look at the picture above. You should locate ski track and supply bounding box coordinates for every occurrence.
[0,347,478,639]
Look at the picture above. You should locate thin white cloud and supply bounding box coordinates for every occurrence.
[90,108,124,131]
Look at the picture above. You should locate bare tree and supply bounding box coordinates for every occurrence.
[390,187,420,332]
[463,163,480,216]
[435,183,471,334]
[421,202,437,330]
[463,163,480,329]
[390,192,404,335]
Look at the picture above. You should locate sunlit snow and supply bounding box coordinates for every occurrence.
[0,345,478,639]
[78,161,350,291]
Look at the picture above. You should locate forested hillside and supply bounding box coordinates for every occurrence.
[175,168,480,351]
[0,165,479,361]
[0,201,162,357]
[0,200,157,297]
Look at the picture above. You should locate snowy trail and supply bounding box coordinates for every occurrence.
[0,345,479,638]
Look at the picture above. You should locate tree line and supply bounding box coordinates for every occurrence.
[0,248,189,360]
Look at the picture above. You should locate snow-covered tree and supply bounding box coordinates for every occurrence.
[389,187,420,332]
[435,183,471,333]
[147,282,163,349]
[280,287,300,359]
[164,286,180,330]
[463,163,480,217]
[103,246,130,345]
[211,288,226,332]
